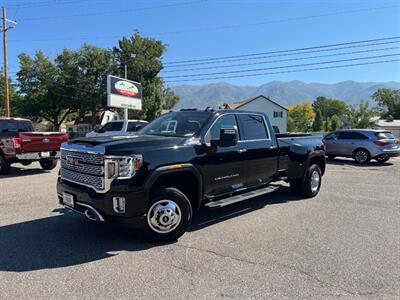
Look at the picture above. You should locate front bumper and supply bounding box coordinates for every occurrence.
[57,178,148,225]
[17,151,60,160]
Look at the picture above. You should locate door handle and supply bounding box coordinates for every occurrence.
[237,148,247,154]
[269,145,277,149]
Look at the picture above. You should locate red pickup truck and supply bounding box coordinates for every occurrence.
[0,118,69,174]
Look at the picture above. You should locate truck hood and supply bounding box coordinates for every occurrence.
[67,134,187,155]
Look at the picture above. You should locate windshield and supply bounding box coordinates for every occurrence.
[140,111,212,137]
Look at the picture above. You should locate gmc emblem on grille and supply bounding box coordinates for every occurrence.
[43,138,50,143]
[66,155,82,166]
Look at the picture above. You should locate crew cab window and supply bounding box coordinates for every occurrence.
[0,120,18,132]
[237,114,269,140]
[98,121,123,133]
[338,132,368,140]
[205,114,238,143]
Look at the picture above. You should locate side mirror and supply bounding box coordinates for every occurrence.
[211,126,238,148]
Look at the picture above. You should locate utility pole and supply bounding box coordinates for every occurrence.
[1,7,17,117]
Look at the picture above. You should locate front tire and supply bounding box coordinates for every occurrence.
[39,159,58,170]
[353,149,371,164]
[0,153,10,175]
[145,187,192,242]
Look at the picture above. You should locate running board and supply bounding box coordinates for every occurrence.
[205,186,279,209]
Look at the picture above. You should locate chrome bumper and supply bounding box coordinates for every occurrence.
[16,151,60,160]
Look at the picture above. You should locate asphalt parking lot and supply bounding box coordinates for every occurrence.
[0,158,399,299]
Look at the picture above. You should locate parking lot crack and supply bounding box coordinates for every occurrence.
[175,243,357,296]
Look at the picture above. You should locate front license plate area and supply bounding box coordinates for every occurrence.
[63,192,74,208]
[41,152,50,158]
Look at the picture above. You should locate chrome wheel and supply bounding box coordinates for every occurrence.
[310,170,320,192]
[147,200,182,234]
[355,150,368,163]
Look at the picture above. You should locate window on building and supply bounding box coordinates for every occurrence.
[274,111,283,118]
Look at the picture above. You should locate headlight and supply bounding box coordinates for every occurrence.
[105,154,143,179]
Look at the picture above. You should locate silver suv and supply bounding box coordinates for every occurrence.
[323,129,400,164]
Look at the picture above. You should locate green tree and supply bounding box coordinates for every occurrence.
[288,101,315,132]
[163,87,179,110]
[330,114,341,130]
[346,101,376,129]
[371,88,400,119]
[312,109,324,132]
[17,51,79,130]
[113,31,178,120]
[312,96,348,123]
[74,45,116,125]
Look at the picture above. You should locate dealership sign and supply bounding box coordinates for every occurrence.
[107,75,142,110]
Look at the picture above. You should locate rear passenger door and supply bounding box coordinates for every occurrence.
[337,131,369,156]
[236,114,278,188]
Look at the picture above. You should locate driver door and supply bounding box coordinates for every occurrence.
[196,114,248,198]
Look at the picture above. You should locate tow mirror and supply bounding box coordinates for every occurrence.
[211,126,238,148]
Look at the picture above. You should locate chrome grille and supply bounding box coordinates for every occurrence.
[61,168,104,191]
[60,147,105,192]
[61,150,104,165]
[61,159,104,176]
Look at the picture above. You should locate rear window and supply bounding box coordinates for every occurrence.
[98,121,123,133]
[237,114,269,140]
[18,120,34,132]
[375,132,395,139]
[0,120,18,132]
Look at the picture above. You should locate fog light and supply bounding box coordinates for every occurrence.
[113,197,126,213]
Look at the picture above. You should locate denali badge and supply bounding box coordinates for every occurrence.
[66,155,82,166]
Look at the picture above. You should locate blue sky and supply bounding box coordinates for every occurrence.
[2,0,400,86]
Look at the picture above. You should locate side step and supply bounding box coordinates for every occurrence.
[205,185,279,209]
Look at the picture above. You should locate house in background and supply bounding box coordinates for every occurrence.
[222,95,288,133]
[375,118,400,138]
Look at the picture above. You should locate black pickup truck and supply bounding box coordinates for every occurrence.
[57,109,325,241]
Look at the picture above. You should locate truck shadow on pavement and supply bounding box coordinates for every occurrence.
[0,184,300,272]
[0,166,51,179]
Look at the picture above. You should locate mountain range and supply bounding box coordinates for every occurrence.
[172,80,400,109]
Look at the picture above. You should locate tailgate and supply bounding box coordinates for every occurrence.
[18,132,68,153]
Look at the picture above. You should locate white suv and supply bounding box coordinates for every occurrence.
[86,120,148,137]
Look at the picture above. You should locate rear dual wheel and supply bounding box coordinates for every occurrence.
[290,164,322,198]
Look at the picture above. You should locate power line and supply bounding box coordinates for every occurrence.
[162,40,400,67]
[163,53,400,78]
[161,45,400,73]
[17,0,204,21]
[165,59,399,83]
[164,36,400,65]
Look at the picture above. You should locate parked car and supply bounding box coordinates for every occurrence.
[0,117,69,174]
[57,108,325,241]
[86,120,148,137]
[323,129,400,164]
